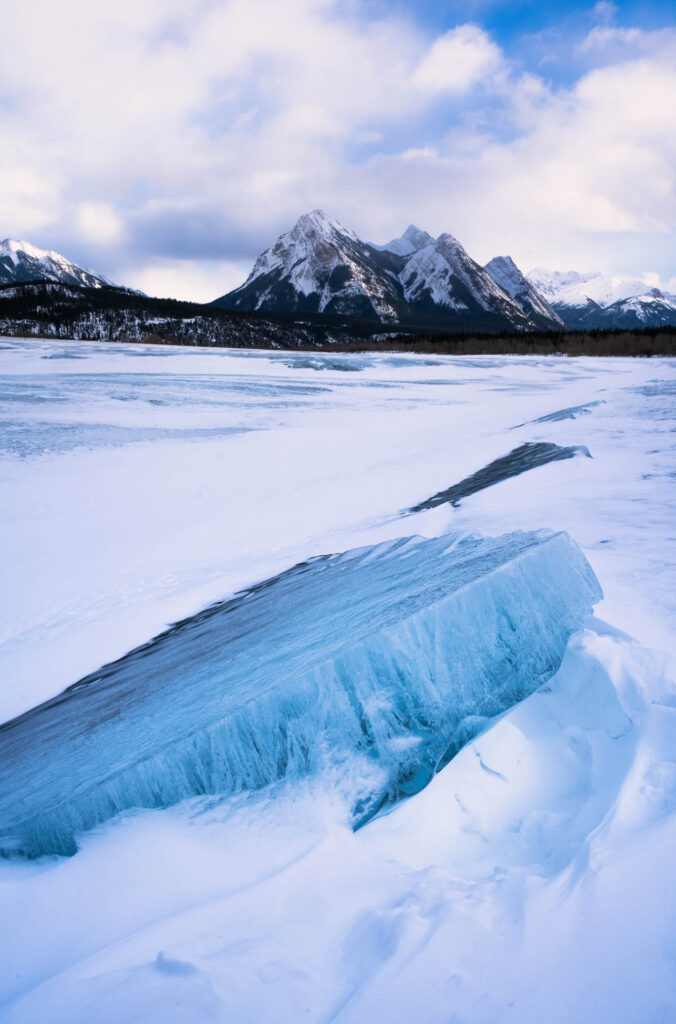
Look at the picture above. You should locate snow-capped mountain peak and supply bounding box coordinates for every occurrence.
[0,238,114,289]
[526,267,600,303]
[1,238,61,265]
[244,210,359,285]
[216,212,549,329]
[226,210,409,322]
[483,255,522,296]
[525,266,676,328]
[484,256,565,330]
[290,209,358,241]
[377,224,435,257]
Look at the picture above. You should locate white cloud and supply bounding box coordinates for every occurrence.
[75,203,125,245]
[0,0,672,298]
[413,24,503,94]
[124,258,250,303]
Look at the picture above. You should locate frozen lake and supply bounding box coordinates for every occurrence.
[0,338,675,1023]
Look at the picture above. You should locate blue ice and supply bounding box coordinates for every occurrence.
[0,530,602,857]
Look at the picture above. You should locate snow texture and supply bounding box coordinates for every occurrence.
[0,339,674,1024]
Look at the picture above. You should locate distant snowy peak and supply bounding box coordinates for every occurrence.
[376,225,435,257]
[526,267,676,329]
[484,256,564,330]
[216,211,673,331]
[215,213,536,330]
[528,267,648,307]
[526,268,601,304]
[0,239,114,289]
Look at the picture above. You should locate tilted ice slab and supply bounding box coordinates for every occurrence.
[0,530,602,857]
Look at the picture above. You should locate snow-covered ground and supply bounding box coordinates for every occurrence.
[0,337,674,1022]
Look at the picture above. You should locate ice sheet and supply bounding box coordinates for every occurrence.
[0,338,674,1023]
[0,530,600,856]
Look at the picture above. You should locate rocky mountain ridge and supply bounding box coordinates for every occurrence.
[214,210,547,332]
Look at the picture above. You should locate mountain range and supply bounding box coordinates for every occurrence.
[1,217,674,332]
[213,210,546,332]
[527,267,676,330]
[0,238,113,290]
[213,211,676,331]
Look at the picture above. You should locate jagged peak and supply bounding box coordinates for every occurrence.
[434,232,465,254]
[0,238,67,265]
[401,224,433,246]
[289,209,358,243]
[486,255,519,272]
[484,255,527,295]
[375,224,434,257]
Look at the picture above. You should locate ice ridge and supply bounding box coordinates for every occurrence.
[410,442,591,512]
[0,530,602,857]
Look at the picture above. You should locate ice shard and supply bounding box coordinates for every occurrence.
[0,530,602,857]
[409,442,591,512]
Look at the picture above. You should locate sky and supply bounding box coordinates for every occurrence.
[1,0,674,301]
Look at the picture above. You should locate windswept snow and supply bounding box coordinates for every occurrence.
[0,338,674,1023]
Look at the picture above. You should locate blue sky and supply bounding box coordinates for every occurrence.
[0,0,674,300]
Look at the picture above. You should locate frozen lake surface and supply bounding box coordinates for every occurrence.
[0,338,674,1022]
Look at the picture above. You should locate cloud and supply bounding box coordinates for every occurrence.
[342,32,676,276]
[123,258,249,302]
[0,0,673,298]
[75,203,126,245]
[412,24,503,93]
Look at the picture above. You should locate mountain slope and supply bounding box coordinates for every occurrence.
[215,210,410,322]
[214,212,536,331]
[398,234,533,329]
[527,267,676,329]
[0,239,114,289]
[484,256,564,330]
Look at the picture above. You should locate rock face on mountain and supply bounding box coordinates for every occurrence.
[213,211,542,331]
[526,268,676,330]
[484,256,564,331]
[214,211,412,322]
[0,239,114,289]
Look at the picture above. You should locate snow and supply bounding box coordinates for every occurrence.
[484,256,564,327]
[484,254,523,296]
[401,235,528,320]
[243,209,358,286]
[527,266,669,309]
[0,239,111,288]
[0,337,675,1022]
[233,209,402,320]
[225,212,531,326]
[374,224,434,257]
[0,239,66,265]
